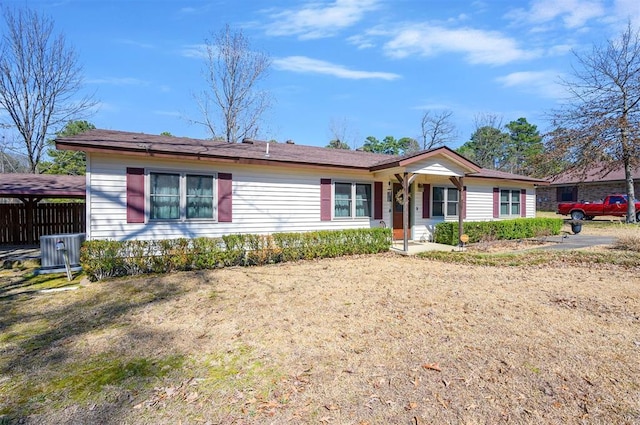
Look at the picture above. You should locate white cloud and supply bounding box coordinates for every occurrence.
[383,24,539,65]
[495,70,567,99]
[273,56,400,80]
[180,44,208,59]
[86,77,150,86]
[547,44,574,56]
[264,0,381,39]
[153,110,182,117]
[506,0,606,29]
[614,0,640,27]
[116,39,155,49]
[346,34,376,49]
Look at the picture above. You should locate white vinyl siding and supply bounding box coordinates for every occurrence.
[85,154,377,241]
[84,153,538,242]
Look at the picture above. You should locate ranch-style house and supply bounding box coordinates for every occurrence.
[55,129,548,247]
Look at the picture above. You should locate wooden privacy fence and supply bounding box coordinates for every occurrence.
[0,203,85,245]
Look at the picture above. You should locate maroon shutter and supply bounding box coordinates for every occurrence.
[572,186,578,201]
[320,179,332,221]
[520,189,527,217]
[218,173,232,222]
[462,186,467,219]
[126,167,145,223]
[374,181,383,220]
[422,184,431,218]
[493,187,500,218]
[556,187,562,202]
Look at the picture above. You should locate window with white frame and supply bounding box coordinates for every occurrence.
[433,187,459,217]
[500,189,520,216]
[334,182,371,218]
[150,172,215,220]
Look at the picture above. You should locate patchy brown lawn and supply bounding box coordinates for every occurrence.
[1,224,640,424]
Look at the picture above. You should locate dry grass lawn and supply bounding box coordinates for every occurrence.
[1,221,639,424]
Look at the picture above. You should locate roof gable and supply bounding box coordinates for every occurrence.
[370,146,481,173]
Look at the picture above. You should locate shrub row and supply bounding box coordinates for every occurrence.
[80,228,392,281]
[433,218,563,246]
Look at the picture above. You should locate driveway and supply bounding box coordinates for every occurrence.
[535,234,616,250]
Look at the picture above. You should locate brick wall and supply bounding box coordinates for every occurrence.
[537,181,640,212]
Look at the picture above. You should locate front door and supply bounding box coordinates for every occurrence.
[392,183,411,240]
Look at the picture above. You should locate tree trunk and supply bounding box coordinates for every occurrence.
[624,157,636,223]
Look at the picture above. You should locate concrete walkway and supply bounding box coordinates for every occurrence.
[390,241,458,255]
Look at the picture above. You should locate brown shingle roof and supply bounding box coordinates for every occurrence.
[55,129,547,184]
[471,168,549,184]
[548,164,640,185]
[56,129,396,170]
[0,173,85,198]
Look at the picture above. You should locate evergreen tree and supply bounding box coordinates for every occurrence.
[40,120,95,175]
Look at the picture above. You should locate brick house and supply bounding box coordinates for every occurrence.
[537,164,640,211]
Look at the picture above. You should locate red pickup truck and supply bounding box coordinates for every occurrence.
[557,194,640,221]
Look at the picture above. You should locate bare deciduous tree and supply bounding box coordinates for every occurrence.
[419,110,457,150]
[327,116,358,149]
[0,7,95,173]
[195,24,271,143]
[473,113,503,130]
[546,22,640,222]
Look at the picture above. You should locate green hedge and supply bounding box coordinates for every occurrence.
[433,218,563,246]
[80,228,392,281]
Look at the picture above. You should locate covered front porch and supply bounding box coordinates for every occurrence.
[371,147,482,253]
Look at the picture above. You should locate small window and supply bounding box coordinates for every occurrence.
[433,186,458,217]
[334,182,371,218]
[500,189,521,216]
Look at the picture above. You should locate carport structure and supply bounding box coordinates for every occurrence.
[0,174,85,244]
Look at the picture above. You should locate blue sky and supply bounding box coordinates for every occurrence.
[2,0,639,149]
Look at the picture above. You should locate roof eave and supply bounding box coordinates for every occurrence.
[467,175,550,185]
[57,142,374,172]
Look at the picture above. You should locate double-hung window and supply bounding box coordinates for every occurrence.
[433,187,459,217]
[500,189,520,216]
[150,172,215,220]
[334,182,371,218]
